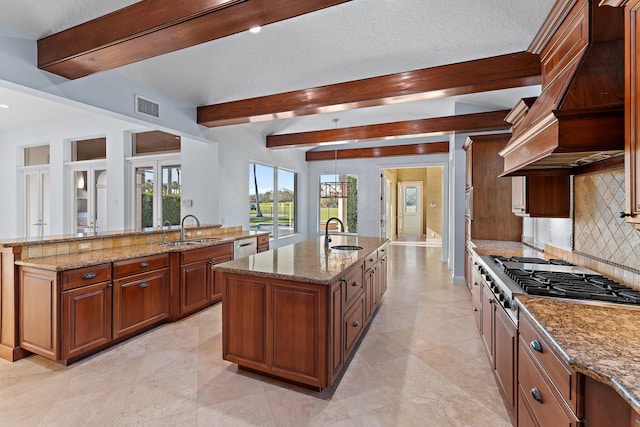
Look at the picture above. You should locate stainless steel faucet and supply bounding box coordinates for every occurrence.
[180,214,200,241]
[162,220,172,243]
[324,217,345,247]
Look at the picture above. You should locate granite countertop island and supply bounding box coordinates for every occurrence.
[213,234,388,284]
[517,295,640,415]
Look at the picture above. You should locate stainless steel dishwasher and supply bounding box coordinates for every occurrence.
[233,237,257,259]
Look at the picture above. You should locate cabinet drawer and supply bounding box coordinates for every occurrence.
[377,245,388,259]
[257,234,269,245]
[113,254,169,279]
[519,311,578,411]
[518,341,578,427]
[181,243,233,264]
[364,251,377,272]
[62,263,112,291]
[344,293,365,355]
[343,264,364,306]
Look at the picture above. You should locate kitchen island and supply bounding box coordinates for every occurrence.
[214,235,388,389]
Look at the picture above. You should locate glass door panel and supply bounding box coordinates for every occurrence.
[136,167,154,229]
[161,165,181,226]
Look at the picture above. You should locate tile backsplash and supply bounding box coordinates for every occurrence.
[547,168,640,290]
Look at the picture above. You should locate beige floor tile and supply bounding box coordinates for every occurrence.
[0,245,511,426]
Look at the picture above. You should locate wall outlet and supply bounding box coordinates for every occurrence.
[196,230,202,236]
[78,243,89,250]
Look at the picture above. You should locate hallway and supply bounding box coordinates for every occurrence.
[0,245,510,426]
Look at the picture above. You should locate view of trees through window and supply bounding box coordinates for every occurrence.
[249,163,296,238]
[319,174,358,233]
[136,164,181,229]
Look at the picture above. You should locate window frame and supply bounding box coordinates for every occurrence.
[318,172,358,234]
[249,161,298,240]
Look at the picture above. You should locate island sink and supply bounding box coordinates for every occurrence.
[331,245,363,251]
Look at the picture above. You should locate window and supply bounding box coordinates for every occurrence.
[129,131,181,230]
[68,138,107,234]
[249,163,297,238]
[319,173,358,233]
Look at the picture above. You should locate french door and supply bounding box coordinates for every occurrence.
[68,162,107,234]
[23,168,51,238]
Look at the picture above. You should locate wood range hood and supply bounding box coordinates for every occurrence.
[499,0,625,177]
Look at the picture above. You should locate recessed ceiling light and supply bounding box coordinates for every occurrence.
[249,26,261,34]
[0,104,10,109]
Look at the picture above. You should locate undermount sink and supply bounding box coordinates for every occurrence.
[188,237,222,243]
[330,245,363,251]
[161,241,199,247]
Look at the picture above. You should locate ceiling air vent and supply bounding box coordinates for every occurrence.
[135,95,159,118]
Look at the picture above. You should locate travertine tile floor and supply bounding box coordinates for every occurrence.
[0,245,511,426]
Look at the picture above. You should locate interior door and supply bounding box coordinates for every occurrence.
[24,169,50,238]
[398,181,422,237]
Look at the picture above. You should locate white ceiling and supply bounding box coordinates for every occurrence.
[0,0,556,139]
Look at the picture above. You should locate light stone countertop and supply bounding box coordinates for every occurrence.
[517,295,640,415]
[14,231,269,271]
[213,235,388,285]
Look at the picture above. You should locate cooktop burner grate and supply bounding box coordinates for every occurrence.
[490,255,640,306]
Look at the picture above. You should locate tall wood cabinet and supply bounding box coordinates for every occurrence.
[463,133,522,241]
[625,0,640,229]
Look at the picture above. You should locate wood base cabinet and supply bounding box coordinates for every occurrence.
[176,243,233,318]
[220,252,385,390]
[624,0,640,230]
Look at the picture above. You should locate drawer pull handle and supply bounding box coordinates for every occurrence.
[352,281,359,287]
[107,283,113,288]
[352,321,359,327]
[369,258,374,262]
[473,308,478,312]
[530,387,543,404]
[140,282,149,288]
[139,262,150,268]
[530,340,543,353]
[82,272,96,280]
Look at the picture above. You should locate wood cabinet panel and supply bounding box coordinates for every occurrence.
[512,175,571,218]
[62,263,111,291]
[62,281,112,361]
[343,264,364,307]
[19,267,58,360]
[113,254,169,279]
[518,341,579,427]
[113,268,169,339]
[224,276,267,366]
[463,134,522,240]
[180,260,210,315]
[344,293,365,356]
[329,282,343,381]
[519,310,578,412]
[625,0,640,228]
[480,282,495,367]
[181,243,232,264]
[272,283,326,383]
[494,303,517,420]
[257,234,270,253]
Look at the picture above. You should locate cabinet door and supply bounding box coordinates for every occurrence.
[480,282,495,367]
[364,268,373,322]
[19,267,59,360]
[470,267,482,332]
[113,268,170,339]
[62,281,112,361]
[210,254,233,301]
[180,260,211,315]
[494,305,517,419]
[512,176,527,215]
[626,0,640,228]
[378,256,387,297]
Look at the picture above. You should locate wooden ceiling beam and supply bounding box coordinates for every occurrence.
[198,52,540,127]
[305,141,449,161]
[267,110,511,149]
[37,0,351,79]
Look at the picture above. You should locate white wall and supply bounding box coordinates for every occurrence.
[209,125,309,249]
[0,114,218,238]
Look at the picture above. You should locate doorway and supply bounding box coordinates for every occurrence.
[398,181,423,238]
[381,166,443,247]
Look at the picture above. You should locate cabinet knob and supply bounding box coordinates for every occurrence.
[352,281,359,287]
[107,283,113,288]
[619,211,633,218]
[82,272,96,280]
[473,308,478,312]
[530,387,543,404]
[139,262,150,268]
[530,340,543,353]
[352,321,359,328]
[139,282,149,288]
